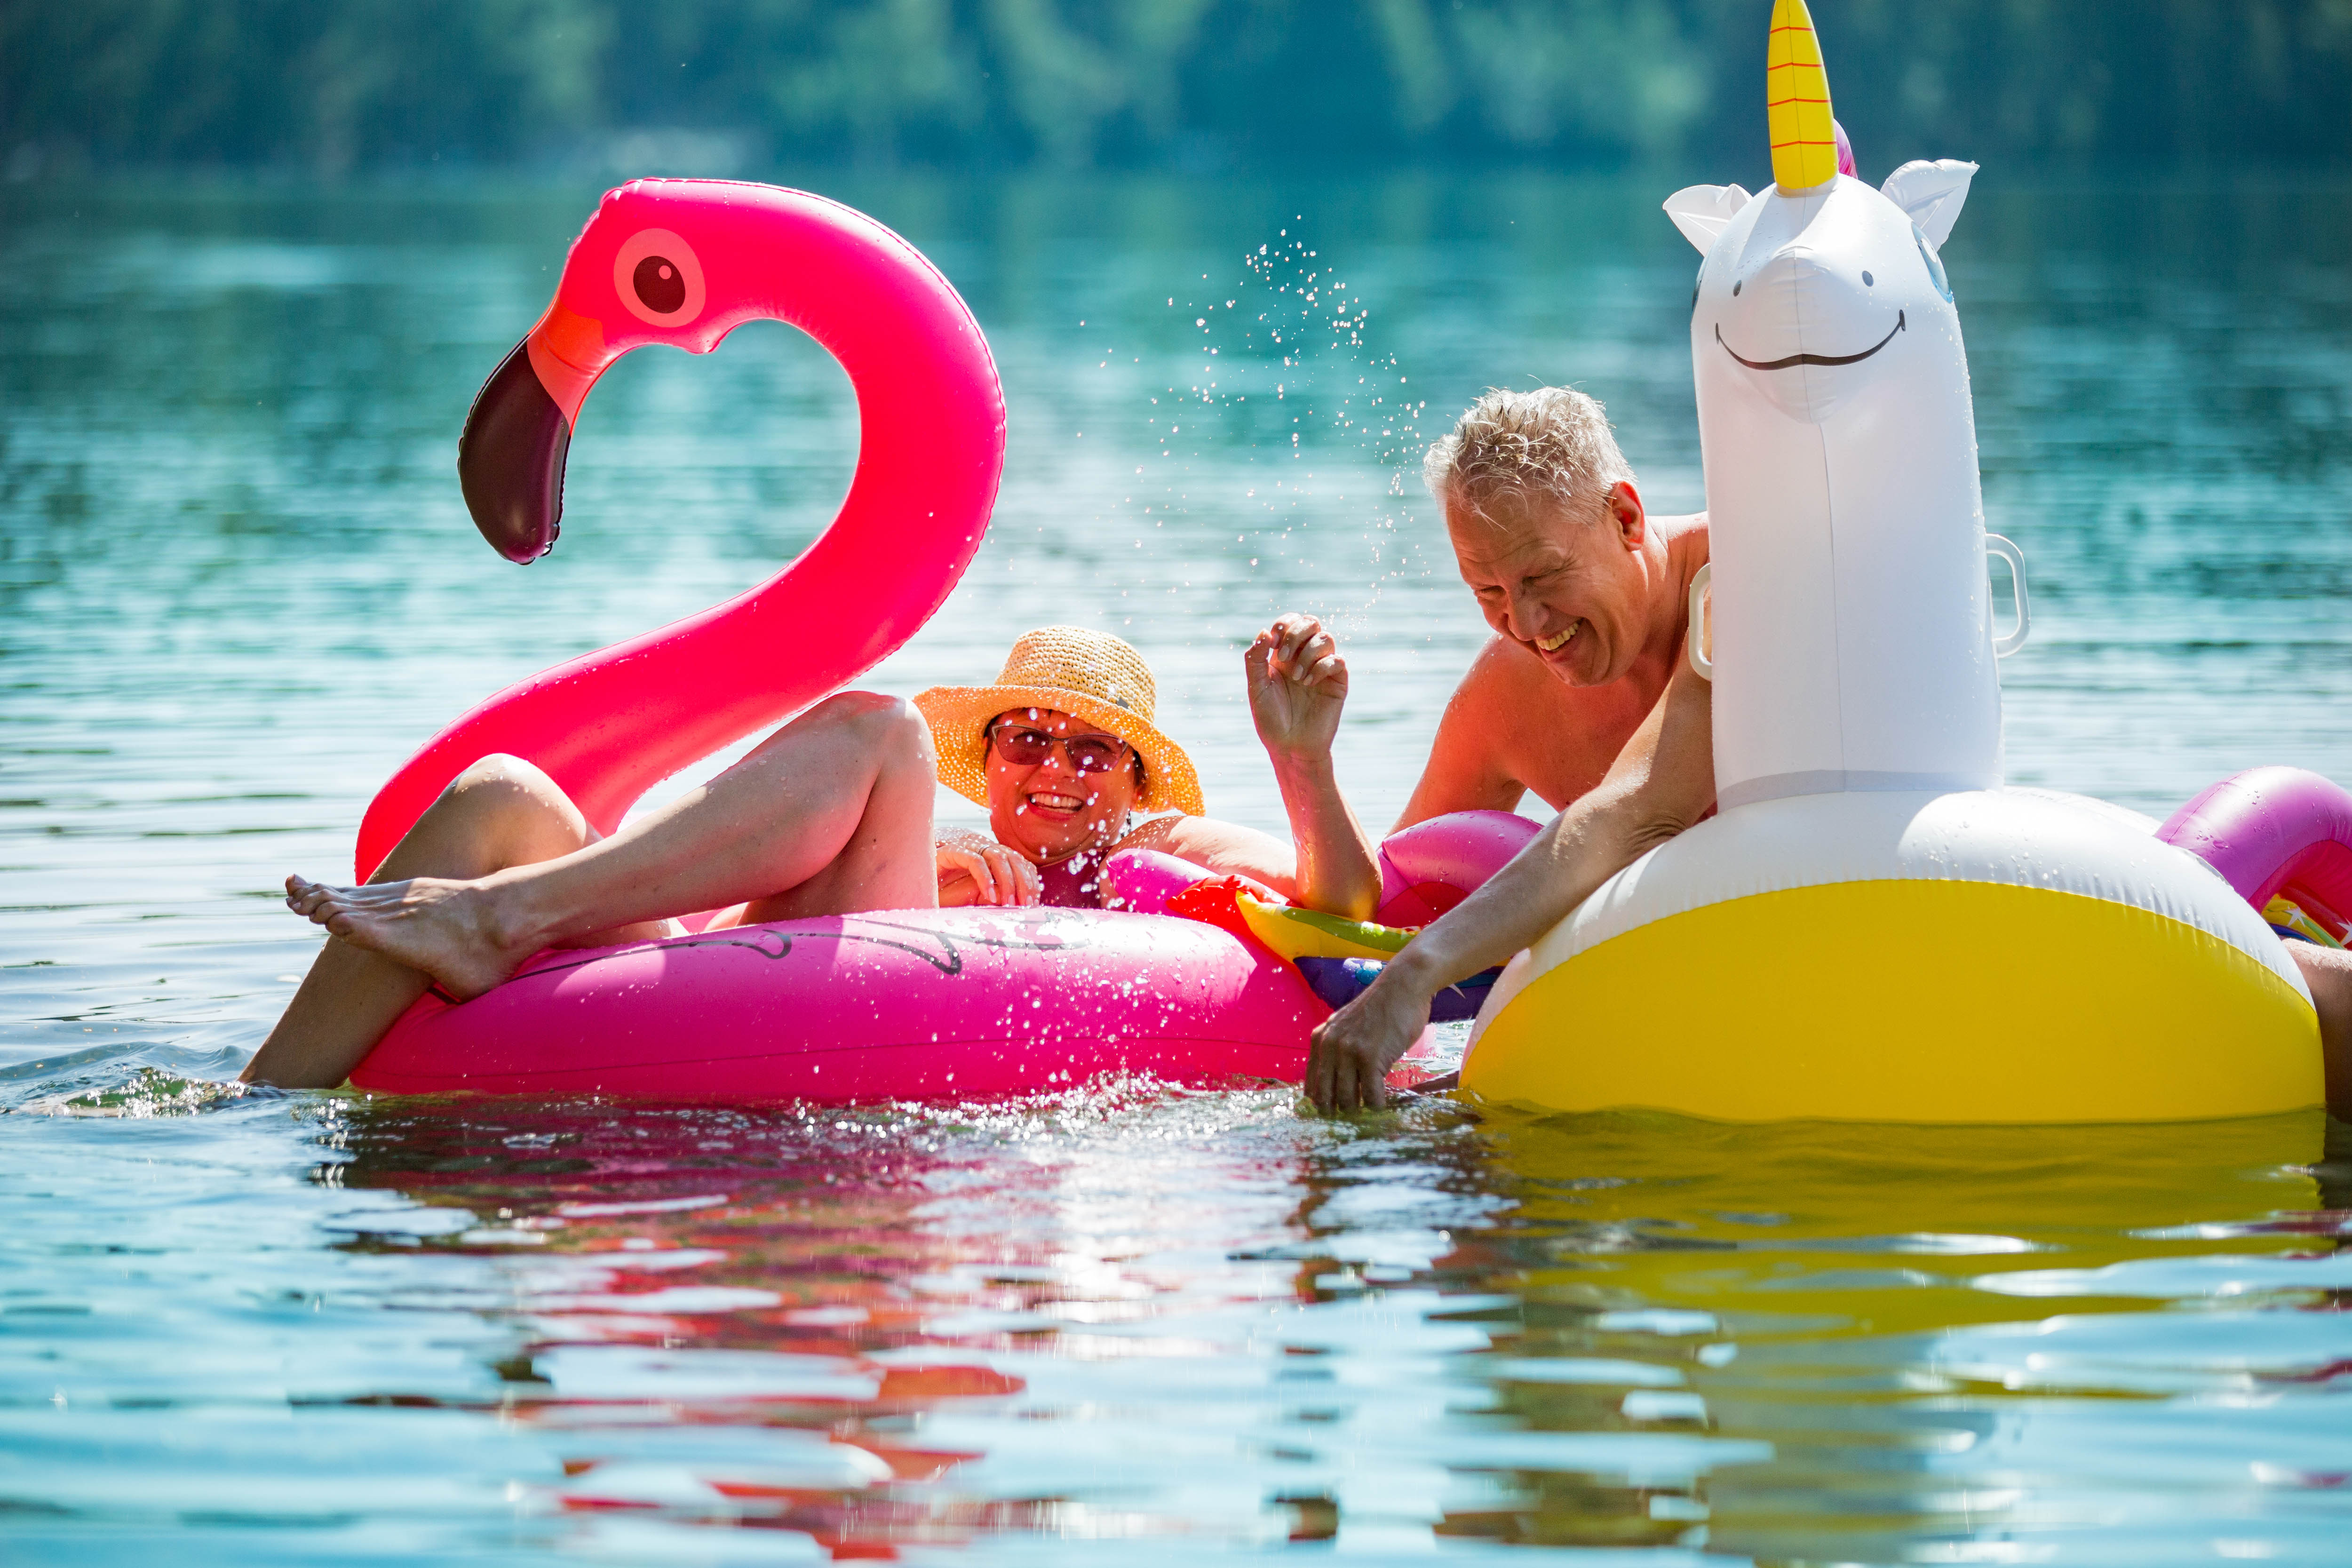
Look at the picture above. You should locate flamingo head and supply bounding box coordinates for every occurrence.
[456,182,733,564]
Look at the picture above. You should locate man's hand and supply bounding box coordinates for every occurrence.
[1306,961,1438,1113]
[936,831,1041,907]
[1247,613,1347,761]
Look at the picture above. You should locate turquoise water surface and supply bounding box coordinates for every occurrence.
[4,173,2352,1564]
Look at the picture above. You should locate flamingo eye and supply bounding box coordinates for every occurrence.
[612,229,706,326]
[633,255,686,314]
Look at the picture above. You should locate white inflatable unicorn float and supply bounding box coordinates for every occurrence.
[1459,0,2325,1122]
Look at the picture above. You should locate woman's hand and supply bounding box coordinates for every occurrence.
[1243,612,1382,921]
[936,831,1041,907]
[1247,613,1347,763]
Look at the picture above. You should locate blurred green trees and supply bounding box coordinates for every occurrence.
[8,0,2351,177]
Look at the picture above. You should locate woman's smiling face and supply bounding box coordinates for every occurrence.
[983,708,1142,864]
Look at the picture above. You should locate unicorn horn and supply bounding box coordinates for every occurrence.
[1767,0,1838,191]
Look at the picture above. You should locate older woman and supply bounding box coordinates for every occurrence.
[920,621,1377,915]
[244,617,1376,1089]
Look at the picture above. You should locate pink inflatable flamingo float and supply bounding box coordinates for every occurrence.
[345,180,1531,1103]
[355,181,1005,876]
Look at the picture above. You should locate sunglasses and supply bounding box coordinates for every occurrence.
[989,722,1132,775]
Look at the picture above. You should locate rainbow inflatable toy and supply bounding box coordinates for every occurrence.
[1459,0,2339,1123]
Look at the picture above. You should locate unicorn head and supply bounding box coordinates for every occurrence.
[1667,0,1978,425]
[1659,0,2008,810]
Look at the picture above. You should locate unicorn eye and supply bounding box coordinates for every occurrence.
[1914,226,1953,303]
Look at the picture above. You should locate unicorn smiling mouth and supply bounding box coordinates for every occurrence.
[1717,310,1906,371]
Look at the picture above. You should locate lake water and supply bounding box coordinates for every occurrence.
[4,171,2350,1563]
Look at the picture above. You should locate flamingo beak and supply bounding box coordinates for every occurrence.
[457,337,570,564]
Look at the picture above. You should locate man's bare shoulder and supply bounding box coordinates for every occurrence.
[1450,634,1574,717]
[1658,511,1709,580]
[1450,634,1621,726]
[1398,637,1617,815]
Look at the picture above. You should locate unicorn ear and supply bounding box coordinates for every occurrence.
[1881,159,1978,248]
[1664,184,1752,253]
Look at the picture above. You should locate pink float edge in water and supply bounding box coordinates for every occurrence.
[348,814,1541,1104]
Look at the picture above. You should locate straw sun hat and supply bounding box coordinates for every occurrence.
[914,627,1205,817]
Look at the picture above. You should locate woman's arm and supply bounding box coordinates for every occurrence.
[1244,614,1383,919]
[1113,813,1287,900]
[1305,651,1717,1112]
[1114,615,1385,912]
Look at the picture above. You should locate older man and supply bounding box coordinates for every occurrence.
[1304,390,2352,1115]
[1397,387,1709,828]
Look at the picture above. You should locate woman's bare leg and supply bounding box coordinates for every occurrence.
[243,754,658,1090]
[284,692,938,1003]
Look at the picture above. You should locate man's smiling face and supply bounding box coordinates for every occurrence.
[1444,484,1654,688]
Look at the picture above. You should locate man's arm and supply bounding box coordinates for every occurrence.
[1308,652,1717,1112]
[1393,640,1534,829]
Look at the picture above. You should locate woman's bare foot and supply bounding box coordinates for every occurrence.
[284,874,539,1001]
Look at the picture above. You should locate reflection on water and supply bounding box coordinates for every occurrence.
[8,1085,2346,1561]
[4,173,2352,1560]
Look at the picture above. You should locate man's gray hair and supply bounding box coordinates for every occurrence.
[1422,386,1636,526]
